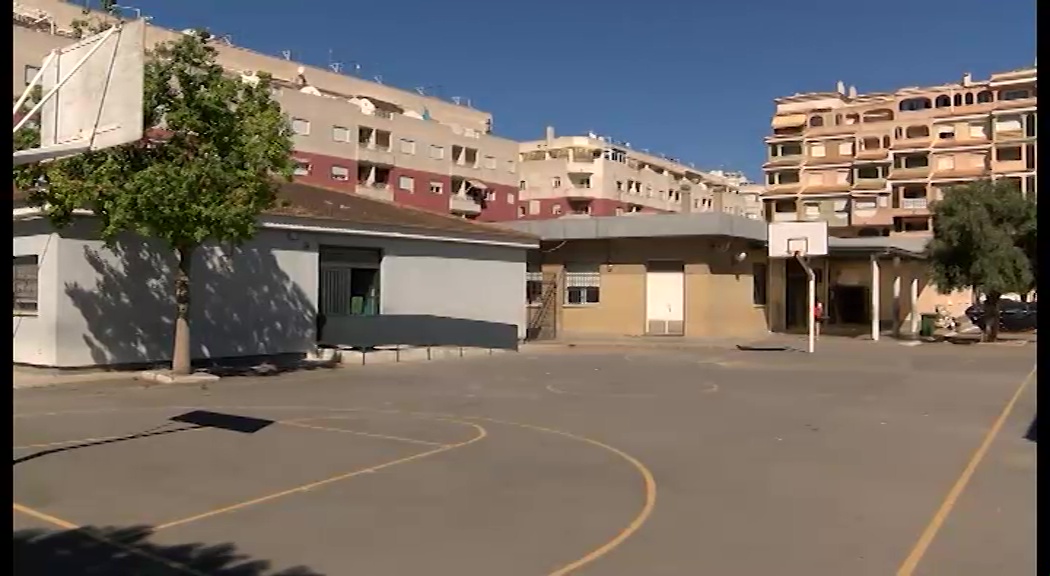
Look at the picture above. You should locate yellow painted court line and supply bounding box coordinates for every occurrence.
[896,366,1037,576]
[13,503,209,576]
[278,419,448,447]
[153,420,488,532]
[449,416,656,576]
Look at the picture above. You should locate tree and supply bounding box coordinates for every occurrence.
[14,27,294,374]
[926,179,1036,342]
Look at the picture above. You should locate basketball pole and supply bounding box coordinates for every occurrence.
[795,252,816,354]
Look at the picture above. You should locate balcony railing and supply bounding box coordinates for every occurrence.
[900,197,928,210]
[449,193,482,214]
[355,182,393,202]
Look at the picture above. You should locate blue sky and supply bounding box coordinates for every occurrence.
[119,0,1035,180]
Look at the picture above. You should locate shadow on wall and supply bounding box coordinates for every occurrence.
[63,238,317,368]
[322,314,519,351]
[14,525,321,575]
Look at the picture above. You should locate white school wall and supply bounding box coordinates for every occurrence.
[13,217,528,368]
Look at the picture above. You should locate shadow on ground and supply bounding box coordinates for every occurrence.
[14,525,320,575]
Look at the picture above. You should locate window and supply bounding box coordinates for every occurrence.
[429,181,443,194]
[551,176,561,188]
[506,193,515,204]
[809,143,826,158]
[936,125,956,139]
[330,165,350,181]
[318,247,381,318]
[399,139,416,154]
[332,126,351,142]
[969,123,987,139]
[293,159,311,175]
[996,146,1022,162]
[564,265,600,305]
[430,145,445,160]
[517,206,527,218]
[964,93,974,105]
[809,115,824,127]
[837,142,853,156]
[506,160,515,173]
[552,204,562,215]
[752,263,767,306]
[483,155,497,169]
[23,65,40,87]
[529,200,540,215]
[1000,89,1030,101]
[399,175,414,191]
[291,118,311,135]
[953,94,963,107]
[13,255,39,314]
[519,180,527,190]
[616,180,624,191]
[977,91,994,103]
[576,177,592,189]
[934,95,951,108]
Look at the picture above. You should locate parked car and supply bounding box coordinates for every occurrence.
[965,300,1038,332]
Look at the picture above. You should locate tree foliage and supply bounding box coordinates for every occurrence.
[14,25,294,372]
[926,179,1036,340]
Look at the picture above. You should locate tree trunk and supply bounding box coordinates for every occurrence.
[171,245,195,375]
[983,292,1001,343]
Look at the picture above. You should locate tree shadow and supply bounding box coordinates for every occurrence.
[60,229,320,370]
[14,524,321,575]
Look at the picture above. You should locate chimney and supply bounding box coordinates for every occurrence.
[545,126,555,143]
[962,72,973,86]
[848,85,857,98]
[836,80,845,94]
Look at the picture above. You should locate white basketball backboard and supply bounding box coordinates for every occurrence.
[767,221,829,259]
[13,19,145,166]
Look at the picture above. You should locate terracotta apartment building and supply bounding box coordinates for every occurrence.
[13,0,520,221]
[763,67,1037,237]
[516,127,763,220]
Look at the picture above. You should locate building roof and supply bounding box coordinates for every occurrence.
[268,182,537,245]
[13,182,539,247]
[499,213,929,258]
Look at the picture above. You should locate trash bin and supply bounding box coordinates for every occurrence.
[920,313,937,337]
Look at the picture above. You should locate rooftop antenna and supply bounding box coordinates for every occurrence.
[451,96,462,105]
[327,49,342,73]
[281,50,292,61]
[373,75,383,84]
[415,87,426,95]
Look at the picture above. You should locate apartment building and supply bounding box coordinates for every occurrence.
[763,68,1037,237]
[516,127,763,220]
[13,0,519,221]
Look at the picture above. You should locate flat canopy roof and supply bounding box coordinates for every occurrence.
[500,213,929,258]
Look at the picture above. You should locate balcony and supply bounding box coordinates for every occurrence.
[355,182,394,202]
[566,161,596,174]
[763,154,803,168]
[850,200,893,226]
[357,145,395,166]
[766,181,802,194]
[852,177,888,191]
[900,197,928,210]
[889,164,931,180]
[449,193,482,215]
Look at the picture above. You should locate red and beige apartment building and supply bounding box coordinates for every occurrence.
[13,0,520,221]
[516,127,763,220]
[763,68,1037,237]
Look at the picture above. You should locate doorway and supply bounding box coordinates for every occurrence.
[646,261,685,335]
[830,285,869,324]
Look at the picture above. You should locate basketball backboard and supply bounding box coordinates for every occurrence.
[767,221,829,259]
[13,19,145,166]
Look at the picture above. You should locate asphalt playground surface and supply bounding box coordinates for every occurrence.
[13,336,1037,576]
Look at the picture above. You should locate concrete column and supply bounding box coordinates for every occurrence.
[870,254,881,341]
[892,256,902,338]
[909,276,920,335]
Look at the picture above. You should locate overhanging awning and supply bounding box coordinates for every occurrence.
[771,113,807,129]
[467,180,488,190]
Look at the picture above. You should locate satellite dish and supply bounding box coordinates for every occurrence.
[299,85,321,96]
[297,66,306,76]
[403,110,424,120]
[348,97,376,116]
